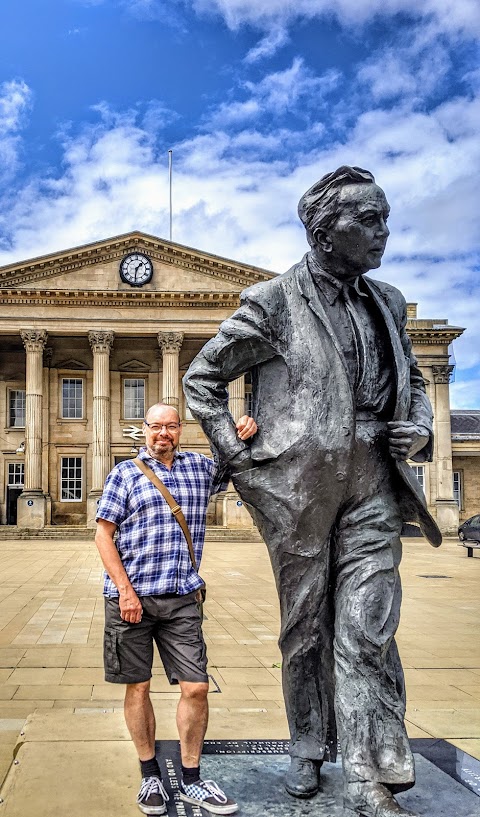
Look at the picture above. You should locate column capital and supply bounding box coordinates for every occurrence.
[158,331,184,354]
[88,330,114,354]
[20,329,48,352]
[432,364,454,384]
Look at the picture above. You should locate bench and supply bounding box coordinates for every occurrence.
[460,541,480,557]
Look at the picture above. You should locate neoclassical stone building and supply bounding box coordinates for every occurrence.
[0,231,474,536]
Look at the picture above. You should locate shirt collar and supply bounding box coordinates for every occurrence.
[138,446,186,465]
[307,253,367,304]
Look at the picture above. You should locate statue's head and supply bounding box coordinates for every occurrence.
[298,165,390,276]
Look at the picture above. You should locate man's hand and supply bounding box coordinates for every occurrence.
[119,587,143,624]
[387,421,429,461]
[236,415,258,441]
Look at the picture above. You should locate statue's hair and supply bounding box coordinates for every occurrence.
[298,166,375,244]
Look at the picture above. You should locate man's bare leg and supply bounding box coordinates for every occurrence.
[124,680,156,760]
[177,680,209,766]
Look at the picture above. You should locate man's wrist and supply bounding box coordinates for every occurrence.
[118,582,135,595]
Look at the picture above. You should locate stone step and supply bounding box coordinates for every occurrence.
[0,525,262,542]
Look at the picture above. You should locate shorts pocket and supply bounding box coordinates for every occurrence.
[104,628,121,675]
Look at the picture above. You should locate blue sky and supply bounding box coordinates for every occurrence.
[0,0,479,407]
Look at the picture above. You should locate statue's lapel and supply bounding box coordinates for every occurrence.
[295,258,349,368]
[362,277,409,419]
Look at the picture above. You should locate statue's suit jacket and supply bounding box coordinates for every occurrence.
[183,254,442,549]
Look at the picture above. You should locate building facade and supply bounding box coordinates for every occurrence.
[0,232,474,535]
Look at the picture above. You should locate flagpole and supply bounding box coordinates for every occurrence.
[168,149,173,242]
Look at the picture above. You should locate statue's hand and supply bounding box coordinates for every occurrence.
[236,415,257,441]
[387,421,429,461]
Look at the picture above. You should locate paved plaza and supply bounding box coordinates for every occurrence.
[0,534,480,809]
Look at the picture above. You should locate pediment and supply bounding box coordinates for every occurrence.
[56,358,89,371]
[0,231,275,294]
[118,359,151,372]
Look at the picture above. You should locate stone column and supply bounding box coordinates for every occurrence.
[87,330,114,527]
[432,363,458,535]
[228,375,245,422]
[17,329,48,528]
[158,332,184,410]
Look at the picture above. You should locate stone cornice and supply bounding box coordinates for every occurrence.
[0,289,241,309]
[0,232,275,290]
[406,323,465,345]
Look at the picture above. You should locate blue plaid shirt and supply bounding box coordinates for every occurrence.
[96,448,229,597]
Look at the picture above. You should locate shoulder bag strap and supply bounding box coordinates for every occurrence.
[133,457,198,572]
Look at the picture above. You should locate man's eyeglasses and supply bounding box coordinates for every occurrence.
[144,422,181,433]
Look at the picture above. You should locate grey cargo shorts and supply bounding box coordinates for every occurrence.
[103,591,208,685]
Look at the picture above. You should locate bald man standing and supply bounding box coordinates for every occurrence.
[95,403,256,816]
[184,167,442,817]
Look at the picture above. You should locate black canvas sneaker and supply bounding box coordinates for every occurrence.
[136,776,169,815]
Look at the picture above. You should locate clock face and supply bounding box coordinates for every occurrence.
[120,253,153,287]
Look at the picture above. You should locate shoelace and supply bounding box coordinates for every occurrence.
[199,780,228,804]
[137,777,170,804]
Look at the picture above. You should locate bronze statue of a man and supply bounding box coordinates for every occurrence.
[183,166,442,817]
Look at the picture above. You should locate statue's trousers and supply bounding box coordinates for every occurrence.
[232,418,415,791]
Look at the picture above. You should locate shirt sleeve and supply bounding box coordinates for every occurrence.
[208,457,230,496]
[96,467,129,526]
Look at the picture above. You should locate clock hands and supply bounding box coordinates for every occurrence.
[132,261,146,281]
[120,254,152,285]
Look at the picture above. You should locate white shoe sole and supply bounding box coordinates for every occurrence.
[137,803,167,815]
[179,793,238,814]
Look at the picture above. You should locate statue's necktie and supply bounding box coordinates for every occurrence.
[341,283,367,394]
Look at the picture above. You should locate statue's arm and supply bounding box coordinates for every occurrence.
[183,293,278,465]
[398,294,434,462]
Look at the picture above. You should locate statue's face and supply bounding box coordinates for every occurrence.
[324,183,390,277]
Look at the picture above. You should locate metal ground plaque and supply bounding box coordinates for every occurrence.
[153,739,480,816]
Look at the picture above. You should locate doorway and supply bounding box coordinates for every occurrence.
[6,462,24,524]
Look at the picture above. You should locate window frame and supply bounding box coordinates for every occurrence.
[411,464,425,495]
[453,470,463,509]
[60,377,85,420]
[8,388,26,428]
[59,456,84,503]
[7,462,24,487]
[122,376,146,421]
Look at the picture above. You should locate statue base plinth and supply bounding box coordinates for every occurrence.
[151,739,480,816]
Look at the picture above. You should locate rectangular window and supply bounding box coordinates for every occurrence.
[453,471,462,507]
[412,465,425,494]
[8,462,24,486]
[124,378,145,419]
[61,457,83,501]
[9,389,26,427]
[62,379,84,419]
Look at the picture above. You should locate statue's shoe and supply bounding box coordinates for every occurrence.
[284,757,322,798]
[344,782,416,817]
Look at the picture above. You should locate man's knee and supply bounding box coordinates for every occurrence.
[125,679,151,700]
[179,680,209,701]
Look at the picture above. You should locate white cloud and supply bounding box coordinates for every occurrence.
[244,27,289,63]
[356,42,451,103]
[0,79,32,180]
[176,0,480,37]
[204,58,341,128]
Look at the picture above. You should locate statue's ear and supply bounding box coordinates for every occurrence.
[313,228,332,253]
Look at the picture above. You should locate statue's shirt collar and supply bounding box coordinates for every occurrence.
[307,253,368,305]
